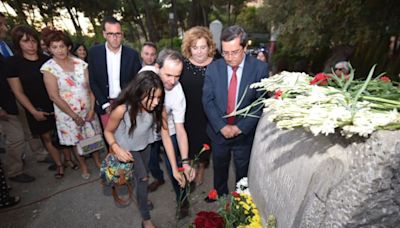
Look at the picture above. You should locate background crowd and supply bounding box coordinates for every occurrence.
[0,11,364,228]
[0,11,271,226]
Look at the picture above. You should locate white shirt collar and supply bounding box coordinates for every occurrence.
[105,42,122,55]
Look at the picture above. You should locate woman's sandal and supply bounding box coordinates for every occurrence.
[55,165,64,179]
[64,160,79,170]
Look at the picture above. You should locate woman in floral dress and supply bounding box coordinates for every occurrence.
[41,30,102,179]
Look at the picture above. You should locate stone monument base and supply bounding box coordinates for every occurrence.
[249,114,400,227]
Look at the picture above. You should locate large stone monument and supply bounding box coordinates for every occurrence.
[249,114,400,227]
[209,20,222,52]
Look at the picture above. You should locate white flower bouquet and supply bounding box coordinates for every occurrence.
[228,65,400,138]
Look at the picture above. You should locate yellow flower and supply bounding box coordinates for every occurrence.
[242,203,250,211]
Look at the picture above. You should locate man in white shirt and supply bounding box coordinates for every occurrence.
[144,49,195,219]
[89,16,141,128]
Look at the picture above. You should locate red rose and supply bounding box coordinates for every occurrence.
[274,89,282,99]
[194,211,224,228]
[231,191,240,198]
[310,73,330,85]
[203,144,210,151]
[208,189,218,200]
[178,167,185,172]
[380,76,391,83]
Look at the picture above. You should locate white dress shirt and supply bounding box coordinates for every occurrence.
[105,42,122,99]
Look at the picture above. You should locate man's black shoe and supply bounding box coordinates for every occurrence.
[9,173,35,183]
[204,196,217,203]
[148,179,165,192]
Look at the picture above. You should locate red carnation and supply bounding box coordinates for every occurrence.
[310,73,330,85]
[208,189,218,200]
[178,167,185,172]
[380,76,391,83]
[193,211,224,228]
[231,191,240,198]
[203,144,210,151]
[274,89,282,99]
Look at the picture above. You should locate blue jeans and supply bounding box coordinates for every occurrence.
[148,140,164,182]
[130,146,151,220]
[149,135,185,202]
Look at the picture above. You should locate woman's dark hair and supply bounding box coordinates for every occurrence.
[112,71,165,135]
[11,25,40,56]
[72,43,88,61]
[44,30,72,48]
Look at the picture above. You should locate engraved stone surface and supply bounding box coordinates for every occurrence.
[249,113,400,228]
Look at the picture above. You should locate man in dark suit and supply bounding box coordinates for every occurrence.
[202,25,268,200]
[88,16,141,127]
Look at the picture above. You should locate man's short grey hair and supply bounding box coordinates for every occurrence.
[221,25,248,48]
[156,49,183,68]
[334,61,350,74]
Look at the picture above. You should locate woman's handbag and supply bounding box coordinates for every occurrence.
[77,122,105,156]
[100,149,134,205]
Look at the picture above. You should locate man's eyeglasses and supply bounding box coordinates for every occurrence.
[105,32,123,38]
[334,68,343,71]
[221,47,243,57]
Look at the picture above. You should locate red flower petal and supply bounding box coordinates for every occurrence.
[310,73,329,85]
[203,144,210,151]
[380,76,391,82]
[178,167,185,172]
[208,188,218,200]
[193,211,224,228]
[274,89,282,99]
[231,191,240,198]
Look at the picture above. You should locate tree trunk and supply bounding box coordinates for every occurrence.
[126,0,149,41]
[142,0,159,42]
[66,7,83,37]
[88,16,100,37]
[6,0,29,25]
[227,0,231,25]
[171,0,178,36]
[34,0,51,26]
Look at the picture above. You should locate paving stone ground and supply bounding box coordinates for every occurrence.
[0,150,235,228]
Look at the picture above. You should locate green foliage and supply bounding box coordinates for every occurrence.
[260,0,400,77]
[236,7,268,34]
[156,37,182,51]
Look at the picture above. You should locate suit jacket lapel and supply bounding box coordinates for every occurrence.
[220,61,229,111]
[119,46,127,87]
[238,56,252,107]
[101,45,108,82]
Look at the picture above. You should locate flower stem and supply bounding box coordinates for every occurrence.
[362,95,400,106]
